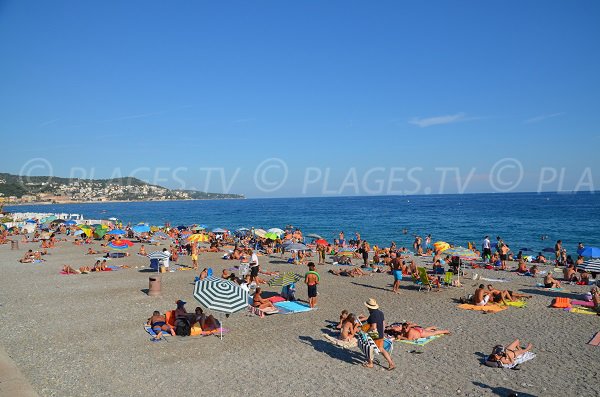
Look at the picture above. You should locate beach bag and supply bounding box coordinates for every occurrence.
[175,318,191,336]
[484,356,502,368]
[356,331,380,361]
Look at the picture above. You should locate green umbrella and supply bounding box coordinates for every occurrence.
[94,228,107,238]
[267,272,302,287]
[264,232,279,240]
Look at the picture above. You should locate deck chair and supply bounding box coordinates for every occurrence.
[418,267,433,291]
[443,271,453,287]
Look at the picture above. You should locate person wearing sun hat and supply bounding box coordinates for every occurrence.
[359,298,395,370]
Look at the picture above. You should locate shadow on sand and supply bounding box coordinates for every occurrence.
[472,381,537,397]
[298,335,363,365]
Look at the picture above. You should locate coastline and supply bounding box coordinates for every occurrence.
[4,197,246,207]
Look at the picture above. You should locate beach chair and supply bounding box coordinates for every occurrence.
[443,271,454,287]
[418,267,433,292]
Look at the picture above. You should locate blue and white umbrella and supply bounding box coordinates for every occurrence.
[212,228,227,233]
[193,276,248,339]
[577,258,600,273]
[107,229,126,235]
[64,220,77,226]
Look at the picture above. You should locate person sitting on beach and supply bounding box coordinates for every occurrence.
[339,313,359,342]
[487,285,531,304]
[536,252,547,263]
[474,284,491,306]
[563,264,581,282]
[194,307,219,331]
[516,259,528,274]
[174,300,196,326]
[543,273,561,288]
[73,239,82,246]
[138,245,147,256]
[86,247,98,255]
[148,310,176,339]
[529,265,539,277]
[19,250,35,263]
[252,287,275,310]
[222,269,231,279]
[198,268,208,280]
[386,322,450,341]
[486,340,534,369]
[336,310,349,329]
[592,287,600,313]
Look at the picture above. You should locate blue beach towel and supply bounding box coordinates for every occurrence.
[396,335,443,346]
[274,301,312,314]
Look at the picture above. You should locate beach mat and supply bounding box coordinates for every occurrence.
[458,303,507,313]
[502,300,527,308]
[396,335,444,346]
[274,301,313,314]
[247,306,279,318]
[572,300,595,308]
[587,332,600,346]
[322,333,357,349]
[568,307,597,315]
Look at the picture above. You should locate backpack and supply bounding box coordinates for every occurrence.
[175,318,191,336]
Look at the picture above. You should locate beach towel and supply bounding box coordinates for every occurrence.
[274,301,312,314]
[458,303,507,313]
[107,265,120,270]
[536,283,565,291]
[144,324,169,341]
[356,331,380,361]
[501,351,536,369]
[322,333,358,349]
[396,335,444,346]
[572,300,595,308]
[502,300,527,308]
[267,295,286,304]
[587,332,600,346]
[568,307,597,315]
[247,305,279,318]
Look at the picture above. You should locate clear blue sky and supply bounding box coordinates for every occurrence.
[1,1,599,197]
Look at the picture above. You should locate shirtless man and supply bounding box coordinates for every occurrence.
[191,244,199,270]
[305,262,320,308]
[147,310,176,339]
[87,247,98,255]
[563,264,580,282]
[487,284,512,304]
[474,284,491,306]
[19,250,34,263]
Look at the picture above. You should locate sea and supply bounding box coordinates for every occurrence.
[5,192,599,255]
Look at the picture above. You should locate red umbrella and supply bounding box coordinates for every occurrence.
[315,239,329,246]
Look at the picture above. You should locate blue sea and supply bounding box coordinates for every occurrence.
[6,192,599,254]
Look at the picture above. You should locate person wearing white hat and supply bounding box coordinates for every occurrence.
[359,298,395,370]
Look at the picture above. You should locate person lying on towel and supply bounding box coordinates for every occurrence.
[385,322,450,341]
[148,311,176,339]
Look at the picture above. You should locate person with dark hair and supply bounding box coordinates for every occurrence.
[475,284,491,306]
[305,262,320,308]
[147,310,175,339]
[359,299,395,370]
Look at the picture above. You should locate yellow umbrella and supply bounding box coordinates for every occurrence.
[434,241,450,252]
[187,233,209,243]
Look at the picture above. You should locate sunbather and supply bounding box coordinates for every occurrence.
[252,288,275,310]
[487,284,512,304]
[339,313,359,342]
[194,307,219,331]
[328,268,368,277]
[86,247,98,255]
[474,284,491,306]
[19,250,34,263]
[148,310,175,339]
[563,265,580,282]
[336,310,349,329]
[386,322,450,340]
[486,339,534,368]
[543,273,561,289]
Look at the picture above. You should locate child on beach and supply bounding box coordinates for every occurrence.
[305,262,320,308]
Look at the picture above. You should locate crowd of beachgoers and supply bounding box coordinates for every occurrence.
[2,216,599,376]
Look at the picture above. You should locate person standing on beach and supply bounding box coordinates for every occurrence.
[482,236,491,263]
[191,243,199,270]
[360,299,395,370]
[249,249,259,281]
[305,262,320,308]
[425,234,431,251]
[555,240,562,264]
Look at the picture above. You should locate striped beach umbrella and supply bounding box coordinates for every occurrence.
[442,247,479,261]
[267,272,302,287]
[267,228,284,236]
[147,251,170,260]
[193,277,248,340]
[578,258,600,273]
[305,233,322,240]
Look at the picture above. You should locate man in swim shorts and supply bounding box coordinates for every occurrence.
[305,262,319,308]
[475,284,491,306]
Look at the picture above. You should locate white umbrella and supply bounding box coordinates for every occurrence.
[267,228,284,236]
[193,277,248,340]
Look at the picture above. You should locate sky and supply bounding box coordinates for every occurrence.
[1,0,599,197]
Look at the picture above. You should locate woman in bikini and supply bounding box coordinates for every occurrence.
[387,322,450,340]
[487,340,534,368]
[252,288,275,310]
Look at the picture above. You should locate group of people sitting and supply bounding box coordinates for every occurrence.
[62,259,110,274]
[473,284,532,306]
[18,249,48,263]
[147,300,220,339]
